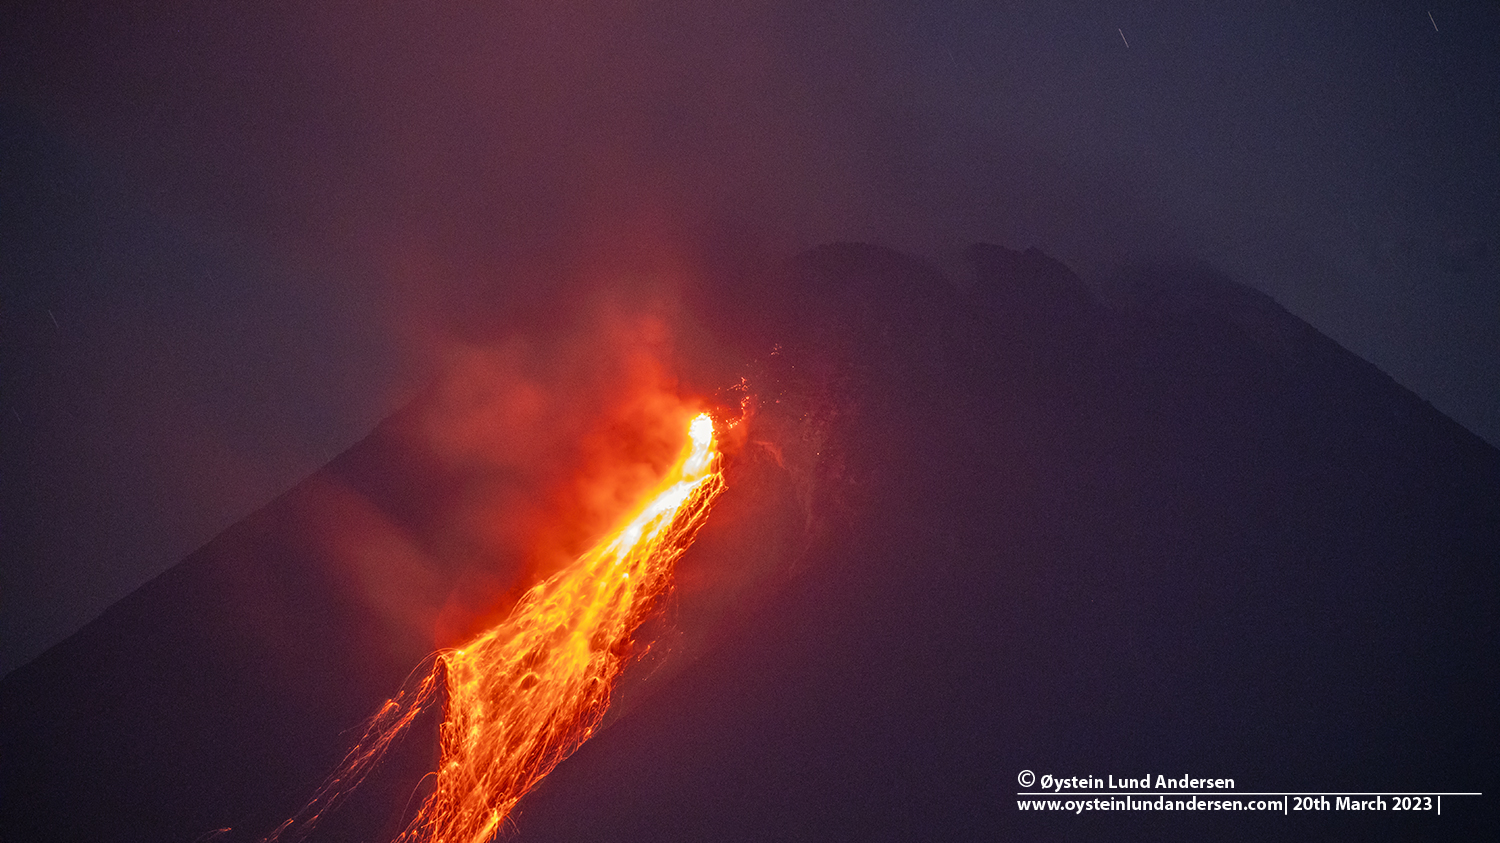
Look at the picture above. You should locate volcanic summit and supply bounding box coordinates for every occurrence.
[3,243,1496,842]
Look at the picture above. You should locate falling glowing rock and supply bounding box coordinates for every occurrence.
[265,412,726,843]
[401,412,725,842]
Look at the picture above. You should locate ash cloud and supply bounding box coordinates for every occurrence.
[3,0,1498,673]
[303,295,721,654]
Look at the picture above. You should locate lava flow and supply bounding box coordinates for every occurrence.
[268,412,726,843]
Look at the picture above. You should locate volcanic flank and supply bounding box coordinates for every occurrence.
[2,243,1496,842]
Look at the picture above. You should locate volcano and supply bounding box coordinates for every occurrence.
[3,243,1496,842]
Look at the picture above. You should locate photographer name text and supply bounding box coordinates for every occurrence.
[1036,774,1234,793]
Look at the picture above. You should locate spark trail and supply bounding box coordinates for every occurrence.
[267,413,726,843]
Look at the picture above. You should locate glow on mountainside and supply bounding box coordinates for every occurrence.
[266,412,726,843]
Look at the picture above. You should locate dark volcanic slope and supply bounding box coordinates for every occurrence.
[514,244,1500,842]
[3,243,1497,843]
[0,392,471,842]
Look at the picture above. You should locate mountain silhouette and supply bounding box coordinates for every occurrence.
[4,243,1495,842]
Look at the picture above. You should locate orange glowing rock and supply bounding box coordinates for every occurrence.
[267,412,726,843]
[399,412,724,842]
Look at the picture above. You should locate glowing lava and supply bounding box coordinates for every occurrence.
[403,412,723,841]
[267,412,726,843]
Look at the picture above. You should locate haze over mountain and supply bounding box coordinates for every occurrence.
[4,1,1498,679]
[3,242,1495,842]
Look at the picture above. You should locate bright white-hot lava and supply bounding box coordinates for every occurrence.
[267,412,726,843]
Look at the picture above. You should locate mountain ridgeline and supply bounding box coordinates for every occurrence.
[3,243,1495,842]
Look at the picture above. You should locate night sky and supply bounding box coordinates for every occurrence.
[2,0,1496,681]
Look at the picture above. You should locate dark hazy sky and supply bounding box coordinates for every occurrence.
[2,1,1496,675]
